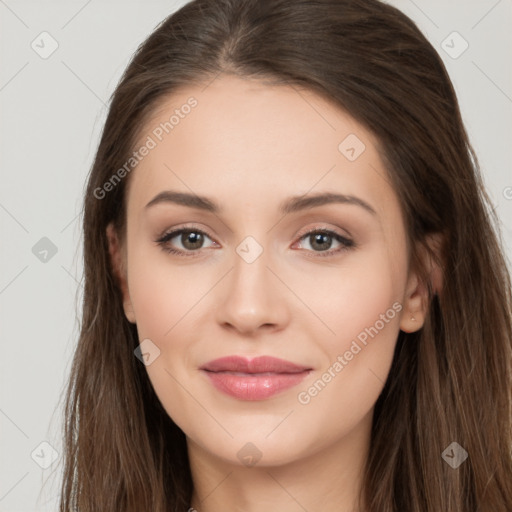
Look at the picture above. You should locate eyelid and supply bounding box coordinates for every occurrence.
[293,224,353,243]
[155,223,217,244]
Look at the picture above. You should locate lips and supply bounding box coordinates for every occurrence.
[200,356,312,400]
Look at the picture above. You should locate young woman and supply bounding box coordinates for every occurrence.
[59,0,512,510]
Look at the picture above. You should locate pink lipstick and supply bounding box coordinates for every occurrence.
[200,355,312,400]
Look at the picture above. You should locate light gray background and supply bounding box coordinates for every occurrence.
[1,1,511,510]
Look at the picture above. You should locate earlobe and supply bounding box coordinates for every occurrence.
[400,233,444,333]
[106,222,136,324]
[399,273,427,333]
[122,300,137,324]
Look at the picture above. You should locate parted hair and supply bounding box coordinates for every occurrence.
[59,0,512,510]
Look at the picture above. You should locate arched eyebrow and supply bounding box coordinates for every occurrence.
[279,192,376,216]
[144,190,377,216]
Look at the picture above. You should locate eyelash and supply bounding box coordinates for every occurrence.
[154,226,356,258]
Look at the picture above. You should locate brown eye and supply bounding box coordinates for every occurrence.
[309,232,333,251]
[155,228,217,257]
[179,230,204,250]
[296,229,355,257]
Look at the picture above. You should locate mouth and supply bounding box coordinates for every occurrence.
[200,355,312,400]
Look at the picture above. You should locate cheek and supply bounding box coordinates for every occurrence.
[126,245,210,341]
[298,245,404,351]
[293,247,405,422]
[126,246,210,431]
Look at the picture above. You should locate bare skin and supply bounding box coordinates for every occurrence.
[107,73,434,511]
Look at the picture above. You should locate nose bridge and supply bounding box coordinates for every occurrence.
[215,234,287,333]
[232,235,269,293]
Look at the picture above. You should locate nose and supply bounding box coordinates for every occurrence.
[214,244,290,336]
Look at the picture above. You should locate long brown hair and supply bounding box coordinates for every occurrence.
[58,0,512,510]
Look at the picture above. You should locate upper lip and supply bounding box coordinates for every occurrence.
[200,355,311,374]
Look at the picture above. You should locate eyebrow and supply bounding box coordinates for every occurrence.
[144,190,377,216]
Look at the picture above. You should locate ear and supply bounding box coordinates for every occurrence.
[106,222,136,324]
[400,233,444,333]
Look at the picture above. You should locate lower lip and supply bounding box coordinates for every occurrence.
[202,370,311,400]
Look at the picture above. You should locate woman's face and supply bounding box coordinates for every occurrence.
[110,74,423,468]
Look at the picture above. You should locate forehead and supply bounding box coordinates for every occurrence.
[126,74,399,224]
